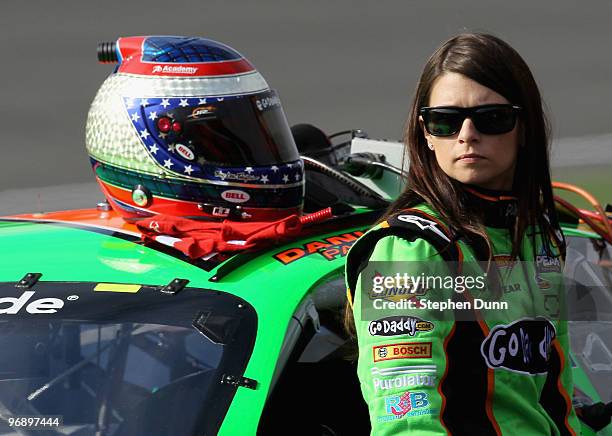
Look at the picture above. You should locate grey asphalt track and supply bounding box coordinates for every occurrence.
[1,0,611,214]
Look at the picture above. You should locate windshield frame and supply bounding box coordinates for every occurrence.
[0,280,258,436]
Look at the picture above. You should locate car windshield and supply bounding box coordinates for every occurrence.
[0,281,257,436]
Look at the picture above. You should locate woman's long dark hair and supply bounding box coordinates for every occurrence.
[389,32,562,262]
[343,32,564,347]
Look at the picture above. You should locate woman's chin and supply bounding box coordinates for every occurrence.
[450,173,511,190]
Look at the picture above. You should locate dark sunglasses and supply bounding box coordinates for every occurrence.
[420,104,522,136]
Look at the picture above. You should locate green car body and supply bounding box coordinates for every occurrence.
[0,206,609,435]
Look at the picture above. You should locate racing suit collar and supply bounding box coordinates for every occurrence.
[463,184,518,228]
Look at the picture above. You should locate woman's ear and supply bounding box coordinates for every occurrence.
[419,115,434,149]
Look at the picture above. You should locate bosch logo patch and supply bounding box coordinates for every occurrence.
[373,342,432,362]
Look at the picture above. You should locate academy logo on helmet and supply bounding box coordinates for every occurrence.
[151,65,199,75]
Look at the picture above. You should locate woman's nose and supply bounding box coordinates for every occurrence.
[457,117,480,143]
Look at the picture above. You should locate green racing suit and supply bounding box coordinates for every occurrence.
[345,188,581,435]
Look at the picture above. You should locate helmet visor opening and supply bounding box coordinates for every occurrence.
[151,90,299,167]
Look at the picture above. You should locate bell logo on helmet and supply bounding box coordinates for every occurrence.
[0,291,76,315]
[175,144,195,161]
[221,190,250,203]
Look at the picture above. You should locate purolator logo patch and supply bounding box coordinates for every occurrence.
[373,342,432,362]
[372,373,437,392]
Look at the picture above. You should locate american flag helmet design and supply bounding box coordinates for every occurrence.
[86,36,304,222]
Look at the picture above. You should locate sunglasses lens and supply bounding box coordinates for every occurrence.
[425,109,463,136]
[423,105,518,136]
[473,106,517,134]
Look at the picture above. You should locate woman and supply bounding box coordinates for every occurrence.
[345,33,580,435]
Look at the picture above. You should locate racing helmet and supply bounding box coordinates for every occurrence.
[86,36,304,222]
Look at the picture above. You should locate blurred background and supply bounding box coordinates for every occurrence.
[1,0,610,214]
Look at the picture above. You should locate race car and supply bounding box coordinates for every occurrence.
[0,131,610,435]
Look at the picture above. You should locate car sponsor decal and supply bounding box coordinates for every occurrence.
[94,283,141,293]
[0,291,79,315]
[373,342,432,362]
[480,317,556,375]
[273,230,367,265]
[368,316,434,337]
[377,391,436,422]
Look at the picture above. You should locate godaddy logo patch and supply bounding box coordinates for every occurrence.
[480,317,556,375]
[368,316,434,337]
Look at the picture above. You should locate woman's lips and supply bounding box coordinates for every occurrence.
[457,153,485,163]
